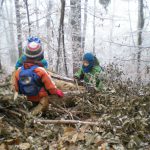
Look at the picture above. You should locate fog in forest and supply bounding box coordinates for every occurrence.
[0,0,149,84]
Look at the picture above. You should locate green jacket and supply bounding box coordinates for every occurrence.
[74,65,103,90]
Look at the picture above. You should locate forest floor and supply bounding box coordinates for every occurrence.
[0,69,150,150]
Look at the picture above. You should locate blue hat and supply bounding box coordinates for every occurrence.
[27,36,41,44]
[82,53,95,73]
[83,53,94,63]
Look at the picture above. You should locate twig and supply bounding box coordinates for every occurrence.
[34,119,99,126]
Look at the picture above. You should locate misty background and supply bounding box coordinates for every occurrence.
[0,0,149,84]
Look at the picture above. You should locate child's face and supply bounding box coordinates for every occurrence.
[83,60,89,67]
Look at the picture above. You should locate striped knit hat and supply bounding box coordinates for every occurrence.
[24,42,44,58]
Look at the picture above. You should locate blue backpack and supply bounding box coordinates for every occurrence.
[18,65,42,96]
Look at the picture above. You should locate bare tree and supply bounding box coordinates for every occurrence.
[137,0,144,84]
[93,0,96,54]
[15,0,22,57]
[4,0,17,64]
[70,0,83,73]
[35,0,39,34]
[46,0,53,69]
[0,0,4,69]
[24,0,31,35]
[56,0,68,75]
[81,0,88,51]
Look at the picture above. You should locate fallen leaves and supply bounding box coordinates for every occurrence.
[0,71,150,149]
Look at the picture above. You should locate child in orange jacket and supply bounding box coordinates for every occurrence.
[14,41,64,115]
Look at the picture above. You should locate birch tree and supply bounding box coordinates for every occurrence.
[24,0,31,35]
[46,0,53,69]
[4,0,17,64]
[81,0,88,52]
[35,0,39,34]
[56,0,68,75]
[137,0,144,84]
[15,0,22,57]
[70,0,83,73]
[0,0,3,69]
[93,0,96,54]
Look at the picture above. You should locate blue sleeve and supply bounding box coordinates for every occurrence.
[41,59,48,69]
[15,55,27,70]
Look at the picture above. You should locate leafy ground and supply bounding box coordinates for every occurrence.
[0,68,150,150]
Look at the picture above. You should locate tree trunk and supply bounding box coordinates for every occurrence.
[0,2,3,70]
[9,0,17,63]
[0,59,2,70]
[109,0,115,62]
[35,0,39,35]
[70,0,83,73]
[93,0,96,54]
[137,0,144,84]
[61,0,68,76]
[24,0,31,35]
[15,0,22,57]
[4,0,17,64]
[46,0,53,69]
[56,0,68,75]
[81,0,88,51]
[56,11,62,73]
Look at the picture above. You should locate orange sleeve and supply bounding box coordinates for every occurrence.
[35,67,58,95]
[14,69,21,92]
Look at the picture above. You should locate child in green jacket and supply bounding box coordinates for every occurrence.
[74,53,103,90]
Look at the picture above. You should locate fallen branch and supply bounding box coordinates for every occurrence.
[0,106,22,117]
[51,73,74,83]
[34,119,99,126]
[63,90,85,96]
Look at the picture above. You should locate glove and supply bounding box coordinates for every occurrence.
[56,89,64,98]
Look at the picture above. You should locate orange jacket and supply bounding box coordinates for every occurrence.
[15,63,58,102]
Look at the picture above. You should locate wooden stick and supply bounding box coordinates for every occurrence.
[51,73,74,83]
[74,79,80,92]
[34,119,99,126]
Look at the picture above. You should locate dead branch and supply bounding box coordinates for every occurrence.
[34,119,99,126]
[0,106,22,117]
[63,90,85,96]
[51,73,74,83]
